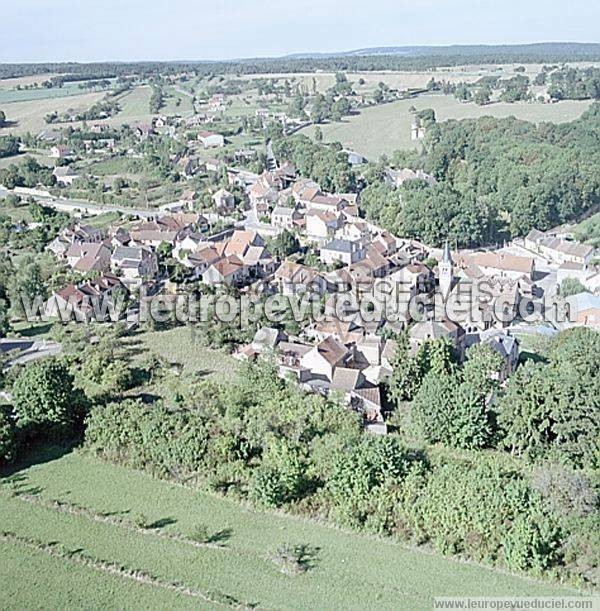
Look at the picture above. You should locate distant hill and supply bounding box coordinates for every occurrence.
[282,42,600,60]
[3,43,600,81]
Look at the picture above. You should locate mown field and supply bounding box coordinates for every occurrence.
[0,74,65,90]
[0,451,578,610]
[128,326,240,379]
[239,63,593,94]
[0,83,112,104]
[300,95,592,159]
[0,85,185,136]
[1,540,208,610]
[0,91,106,135]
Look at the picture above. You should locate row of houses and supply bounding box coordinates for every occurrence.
[524,229,596,267]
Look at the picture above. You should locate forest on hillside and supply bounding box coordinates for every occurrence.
[3,43,600,80]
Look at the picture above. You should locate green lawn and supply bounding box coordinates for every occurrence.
[128,326,240,378]
[299,95,592,159]
[86,155,133,176]
[0,451,579,610]
[0,539,204,610]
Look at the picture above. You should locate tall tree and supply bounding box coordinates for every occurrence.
[12,358,83,436]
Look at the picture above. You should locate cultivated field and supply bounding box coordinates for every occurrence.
[300,95,592,159]
[0,91,106,135]
[0,85,182,136]
[0,73,64,90]
[240,63,595,94]
[0,452,577,610]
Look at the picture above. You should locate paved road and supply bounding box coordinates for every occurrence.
[0,338,61,365]
[0,186,157,219]
[173,86,194,98]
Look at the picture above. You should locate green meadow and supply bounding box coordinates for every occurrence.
[0,450,578,610]
[300,95,591,159]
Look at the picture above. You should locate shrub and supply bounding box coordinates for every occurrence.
[12,358,82,437]
[532,464,598,518]
[270,543,315,575]
[0,407,17,465]
[189,524,210,544]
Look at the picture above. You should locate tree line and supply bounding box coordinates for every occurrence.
[3,43,600,80]
[1,322,597,587]
[360,103,600,247]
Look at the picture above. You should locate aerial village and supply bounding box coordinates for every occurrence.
[1,76,598,435]
[30,121,597,435]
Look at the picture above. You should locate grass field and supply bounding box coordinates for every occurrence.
[242,69,468,94]
[0,151,55,170]
[81,210,124,228]
[0,451,579,610]
[128,326,240,378]
[0,73,64,90]
[1,91,106,135]
[163,87,195,116]
[240,63,599,95]
[0,84,180,135]
[1,540,206,610]
[0,153,30,170]
[299,95,592,159]
[85,155,133,176]
[0,84,109,104]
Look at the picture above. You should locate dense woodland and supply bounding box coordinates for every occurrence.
[355,103,600,247]
[2,43,600,80]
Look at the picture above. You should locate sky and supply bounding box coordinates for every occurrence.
[1,0,599,63]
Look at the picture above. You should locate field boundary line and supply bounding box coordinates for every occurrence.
[9,491,234,552]
[0,530,260,610]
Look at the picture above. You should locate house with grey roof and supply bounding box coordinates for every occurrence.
[271,206,299,230]
[479,330,519,382]
[52,165,79,186]
[409,319,466,360]
[320,239,365,266]
[111,245,158,286]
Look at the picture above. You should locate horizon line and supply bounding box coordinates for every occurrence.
[2,40,600,67]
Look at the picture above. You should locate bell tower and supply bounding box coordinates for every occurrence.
[439,241,454,297]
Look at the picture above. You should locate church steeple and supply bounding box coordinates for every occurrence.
[439,241,454,297]
[442,240,453,265]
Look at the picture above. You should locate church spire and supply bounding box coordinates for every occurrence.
[439,241,454,297]
[442,240,453,265]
